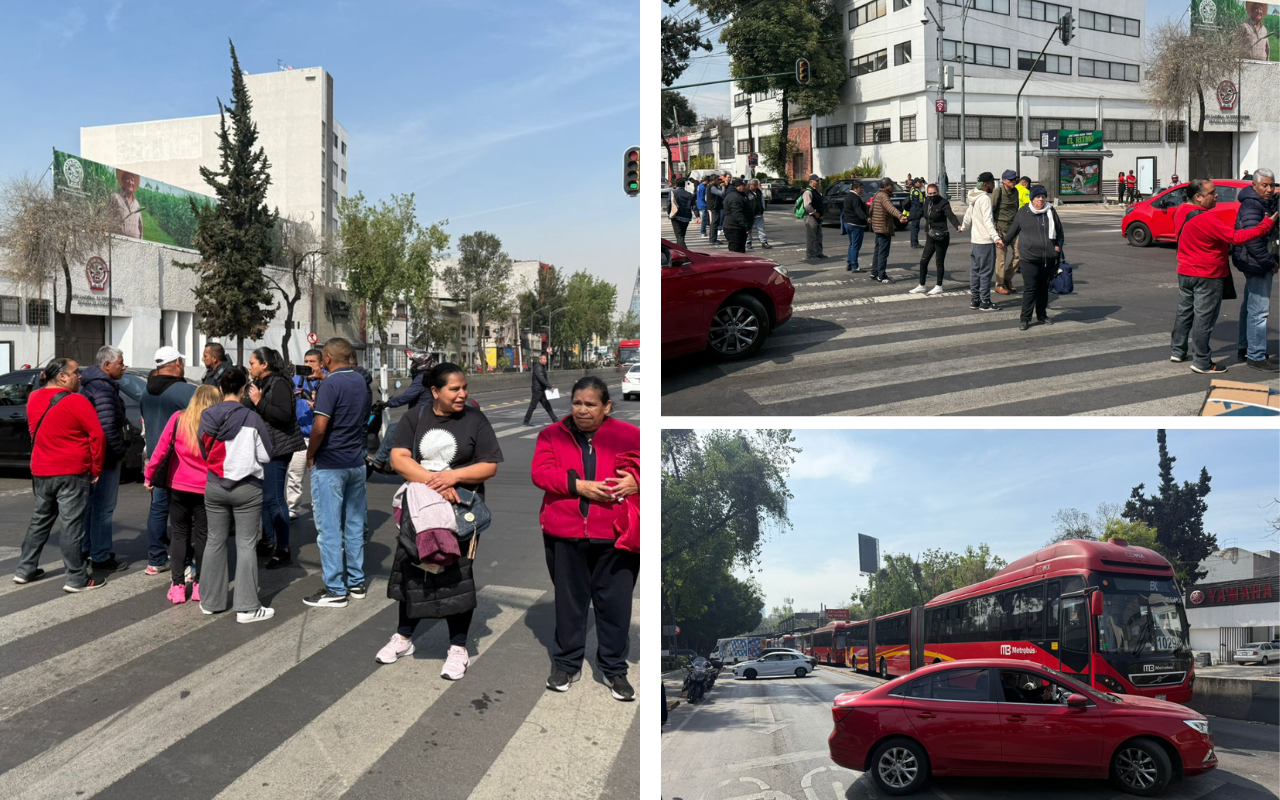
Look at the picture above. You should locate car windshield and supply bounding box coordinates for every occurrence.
[628,365,640,375]
[118,373,146,402]
[1096,575,1190,657]
[1036,664,1121,703]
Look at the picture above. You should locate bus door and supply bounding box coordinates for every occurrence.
[1058,591,1093,683]
[909,606,924,672]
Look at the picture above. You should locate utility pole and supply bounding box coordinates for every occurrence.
[1013,26,1060,177]
[960,0,973,192]
[931,0,947,195]
[745,95,754,175]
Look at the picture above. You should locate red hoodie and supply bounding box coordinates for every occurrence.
[1175,204,1275,279]
[27,387,105,478]
[530,416,640,541]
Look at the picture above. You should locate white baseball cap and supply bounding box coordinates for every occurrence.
[154,346,186,366]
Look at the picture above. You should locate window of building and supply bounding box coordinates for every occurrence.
[894,0,912,9]
[900,115,917,141]
[734,92,749,107]
[719,137,735,159]
[1103,119,1163,143]
[1018,0,1070,23]
[943,114,1019,140]
[849,0,887,29]
[322,121,326,143]
[341,140,347,155]
[333,133,339,148]
[1080,9,1140,36]
[1166,120,1186,143]
[26,299,50,327]
[333,161,338,178]
[1018,50,1071,74]
[894,41,912,66]
[1028,117,1096,141]
[943,39,1010,67]
[753,89,778,101]
[850,49,889,76]
[341,169,347,183]
[737,137,754,155]
[332,189,339,207]
[943,0,1010,14]
[855,119,892,144]
[1079,58,1139,81]
[0,296,19,325]
[816,125,848,148]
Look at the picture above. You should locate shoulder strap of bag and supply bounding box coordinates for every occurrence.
[32,390,71,446]
[1176,209,1206,256]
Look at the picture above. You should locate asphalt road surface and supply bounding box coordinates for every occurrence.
[0,379,639,800]
[661,665,1280,800]
[662,206,1279,416]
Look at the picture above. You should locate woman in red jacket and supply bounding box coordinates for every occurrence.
[531,376,639,701]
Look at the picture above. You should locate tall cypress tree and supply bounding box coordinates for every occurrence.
[184,40,277,363]
[1123,430,1217,587]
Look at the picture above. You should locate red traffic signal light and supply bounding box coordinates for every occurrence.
[624,146,640,197]
[796,58,811,85]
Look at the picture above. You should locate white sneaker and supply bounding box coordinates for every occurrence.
[927,285,945,296]
[909,284,927,294]
[441,645,469,680]
[236,606,275,624]
[375,633,415,665]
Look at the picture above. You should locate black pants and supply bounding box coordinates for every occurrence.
[523,389,557,424]
[168,489,208,585]
[398,603,473,647]
[672,218,689,247]
[724,226,747,253]
[1020,259,1054,322]
[544,535,638,678]
[918,234,949,286]
[909,217,921,246]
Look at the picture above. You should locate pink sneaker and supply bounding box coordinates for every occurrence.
[375,633,415,665]
[166,583,186,604]
[441,645,469,680]
[191,582,201,602]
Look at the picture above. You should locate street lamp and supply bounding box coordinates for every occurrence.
[467,285,502,374]
[544,305,571,368]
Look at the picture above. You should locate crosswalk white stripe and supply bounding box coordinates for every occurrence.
[720,319,1131,377]
[793,289,971,312]
[0,565,162,648]
[0,579,394,800]
[467,602,640,800]
[496,425,542,438]
[0,546,20,560]
[1072,392,1207,416]
[747,333,1170,405]
[213,584,545,800]
[827,360,1203,416]
[764,308,1020,351]
[0,560,65,598]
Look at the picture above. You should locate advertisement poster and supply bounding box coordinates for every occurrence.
[1192,0,1280,62]
[52,148,215,249]
[1060,158,1102,196]
[1059,129,1104,150]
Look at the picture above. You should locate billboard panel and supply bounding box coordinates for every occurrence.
[825,608,851,620]
[52,148,215,249]
[1191,0,1279,62]
[1060,158,1103,196]
[858,533,879,575]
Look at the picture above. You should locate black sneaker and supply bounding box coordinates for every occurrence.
[348,583,368,600]
[1247,357,1280,372]
[970,301,981,310]
[255,540,275,558]
[980,302,998,312]
[89,557,128,573]
[546,670,582,692]
[265,549,293,570]
[303,588,349,608]
[64,578,107,593]
[869,274,881,282]
[12,568,45,585]
[607,674,635,702]
[1238,348,1248,361]
[1018,321,1030,331]
[1038,317,1053,326]
[877,276,891,283]
[1190,362,1228,374]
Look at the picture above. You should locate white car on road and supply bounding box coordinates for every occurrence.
[1233,641,1277,665]
[734,651,811,680]
[622,363,640,401]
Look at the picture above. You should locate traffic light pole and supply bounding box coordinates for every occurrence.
[1013,27,1061,177]
[665,71,795,91]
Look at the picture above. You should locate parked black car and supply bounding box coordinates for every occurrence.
[820,179,911,229]
[0,367,198,476]
[767,179,804,205]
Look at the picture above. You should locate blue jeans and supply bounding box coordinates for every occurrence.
[1237,271,1274,361]
[261,458,290,551]
[699,208,709,235]
[872,233,893,278]
[83,460,121,562]
[311,466,367,595]
[17,473,91,587]
[374,420,398,465]
[147,486,171,567]
[846,225,865,269]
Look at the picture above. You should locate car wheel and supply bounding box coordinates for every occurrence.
[880,658,888,680]
[744,669,757,680]
[869,737,930,796]
[708,294,771,360]
[1109,737,1173,797]
[795,667,807,678]
[1262,656,1269,666]
[1126,222,1152,247]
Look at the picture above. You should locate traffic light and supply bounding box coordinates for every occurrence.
[1059,12,1075,46]
[796,58,811,85]
[623,146,639,197]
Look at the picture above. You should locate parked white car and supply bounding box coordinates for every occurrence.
[734,651,811,680]
[621,363,640,401]
[759,647,817,667]
[1233,641,1277,665]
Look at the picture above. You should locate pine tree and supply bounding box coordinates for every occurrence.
[1123,430,1218,587]
[183,40,277,363]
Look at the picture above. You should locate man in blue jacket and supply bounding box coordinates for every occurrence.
[287,348,325,519]
[1233,168,1278,371]
[79,345,129,572]
[696,177,709,237]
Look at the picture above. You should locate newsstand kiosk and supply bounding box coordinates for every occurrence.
[1020,129,1113,205]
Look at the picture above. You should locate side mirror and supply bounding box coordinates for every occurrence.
[669,255,692,268]
[1067,693,1088,708]
[1090,591,1104,617]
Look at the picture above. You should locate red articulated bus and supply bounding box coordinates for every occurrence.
[857,539,1194,702]
[810,622,850,666]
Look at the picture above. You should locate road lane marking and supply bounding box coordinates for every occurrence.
[1072,392,1206,416]
[763,311,1019,351]
[0,564,161,648]
[793,290,970,312]
[0,560,65,598]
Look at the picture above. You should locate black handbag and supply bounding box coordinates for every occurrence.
[148,417,180,489]
[1222,269,1237,301]
[927,228,949,242]
[452,487,491,541]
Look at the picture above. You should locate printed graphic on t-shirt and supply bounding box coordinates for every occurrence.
[418,428,458,471]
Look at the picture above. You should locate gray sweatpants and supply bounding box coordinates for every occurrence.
[970,243,996,305]
[202,480,264,613]
[805,214,823,257]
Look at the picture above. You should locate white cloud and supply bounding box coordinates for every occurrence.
[739,557,870,614]
[791,437,879,486]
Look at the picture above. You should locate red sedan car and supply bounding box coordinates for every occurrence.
[829,659,1216,797]
[661,238,794,360]
[1121,179,1249,247]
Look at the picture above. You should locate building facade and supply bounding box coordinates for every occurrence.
[1184,547,1279,664]
[727,1,1279,196]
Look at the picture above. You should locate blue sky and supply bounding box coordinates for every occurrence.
[732,429,1280,612]
[0,0,639,311]
[668,0,1192,118]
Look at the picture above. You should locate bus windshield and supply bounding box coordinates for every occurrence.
[1096,575,1190,657]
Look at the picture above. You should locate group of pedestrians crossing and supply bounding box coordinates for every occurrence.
[669,174,770,253]
[12,340,641,698]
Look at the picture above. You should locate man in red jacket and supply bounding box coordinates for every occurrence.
[12,358,108,592]
[1170,179,1277,374]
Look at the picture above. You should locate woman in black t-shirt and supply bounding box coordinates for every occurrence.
[375,363,503,680]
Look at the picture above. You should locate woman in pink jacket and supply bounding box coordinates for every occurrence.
[145,384,221,604]
[530,376,639,701]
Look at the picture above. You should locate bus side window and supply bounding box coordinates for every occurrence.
[1045,580,1060,640]
[1061,596,1089,654]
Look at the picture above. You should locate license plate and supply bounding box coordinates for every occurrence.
[1156,694,1167,700]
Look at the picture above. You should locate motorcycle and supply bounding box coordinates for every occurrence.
[683,658,712,703]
